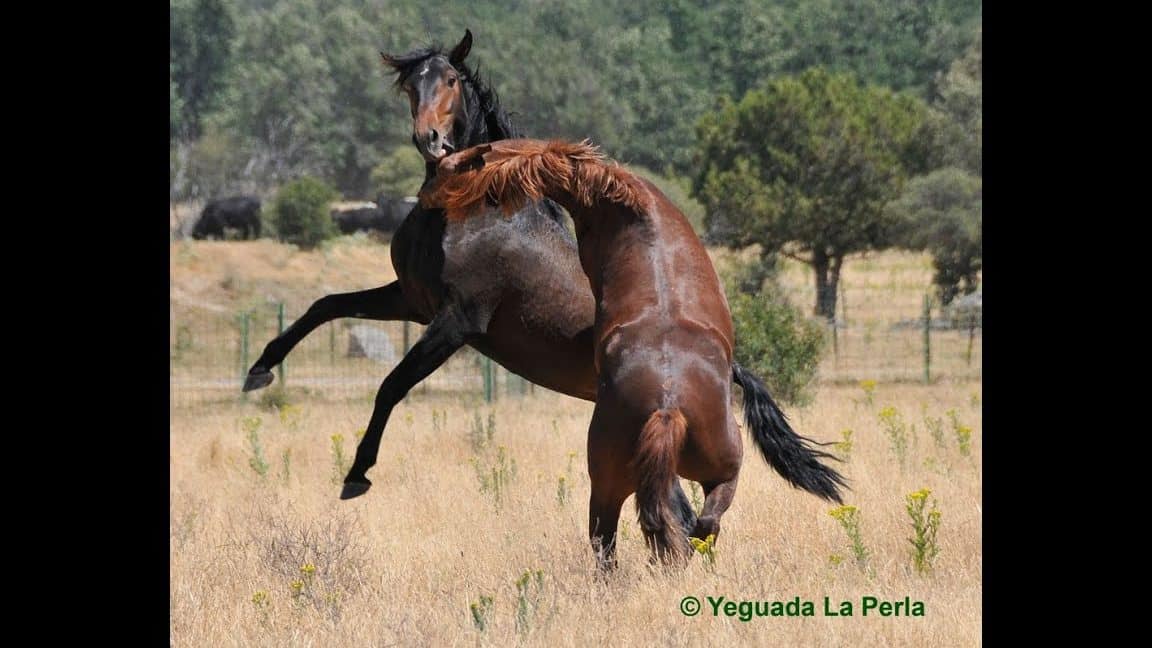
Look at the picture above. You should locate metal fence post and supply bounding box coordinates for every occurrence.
[831,318,839,368]
[240,311,250,399]
[277,302,286,386]
[483,356,493,403]
[839,281,847,326]
[922,294,931,384]
[966,322,976,367]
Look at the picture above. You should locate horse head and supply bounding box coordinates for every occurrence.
[382,30,474,162]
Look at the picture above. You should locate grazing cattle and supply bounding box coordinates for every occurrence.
[330,196,415,235]
[376,194,417,232]
[331,202,383,235]
[193,195,262,240]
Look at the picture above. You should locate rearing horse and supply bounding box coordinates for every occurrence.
[244,31,599,499]
[426,140,847,567]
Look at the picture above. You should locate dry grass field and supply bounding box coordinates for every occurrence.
[170,238,981,646]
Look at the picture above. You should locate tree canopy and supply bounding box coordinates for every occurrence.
[887,169,981,305]
[170,0,981,200]
[693,68,933,319]
[892,29,982,302]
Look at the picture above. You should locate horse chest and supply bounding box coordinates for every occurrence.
[390,207,448,320]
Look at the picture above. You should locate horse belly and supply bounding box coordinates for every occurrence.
[443,208,597,400]
[471,304,597,401]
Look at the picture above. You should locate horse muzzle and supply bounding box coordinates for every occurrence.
[415,128,455,162]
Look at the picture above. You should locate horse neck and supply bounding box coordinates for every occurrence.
[564,201,656,299]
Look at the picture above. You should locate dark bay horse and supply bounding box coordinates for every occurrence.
[426,139,846,567]
[244,31,598,499]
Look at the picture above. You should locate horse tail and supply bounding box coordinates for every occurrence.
[732,362,847,503]
[634,408,689,564]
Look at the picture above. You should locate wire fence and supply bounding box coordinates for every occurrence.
[819,293,982,385]
[169,299,533,409]
[169,287,980,408]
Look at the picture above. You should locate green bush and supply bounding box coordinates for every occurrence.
[724,257,826,406]
[271,177,338,249]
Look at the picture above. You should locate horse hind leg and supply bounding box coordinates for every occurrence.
[686,412,742,548]
[587,403,634,571]
[691,475,740,545]
[588,486,628,572]
[670,480,698,540]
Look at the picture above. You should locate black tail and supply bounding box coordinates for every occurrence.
[732,362,847,503]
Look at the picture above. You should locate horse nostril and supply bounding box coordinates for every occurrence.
[429,128,440,144]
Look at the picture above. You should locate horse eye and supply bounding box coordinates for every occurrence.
[447,77,457,87]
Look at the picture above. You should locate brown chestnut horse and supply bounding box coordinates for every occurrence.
[425,140,847,567]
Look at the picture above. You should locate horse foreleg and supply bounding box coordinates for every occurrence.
[340,304,471,500]
[244,281,418,391]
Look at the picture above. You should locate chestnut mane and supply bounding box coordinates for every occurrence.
[428,139,648,221]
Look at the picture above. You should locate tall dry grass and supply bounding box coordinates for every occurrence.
[171,380,981,646]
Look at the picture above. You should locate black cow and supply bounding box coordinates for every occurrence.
[193,195,262,240]
[376,194,416,231]
[330,195,415,235]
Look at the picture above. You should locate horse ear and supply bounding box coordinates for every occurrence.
[380,51,398,68]
[449,29,473,66]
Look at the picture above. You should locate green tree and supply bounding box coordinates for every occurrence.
[214,0,419,195]
[779,0,981,97]
[694,68,931,320]
[271,176,338,249]
[170,0,236,141]
[931,27,981,175]
[168,0,983,200]
[887,168,981,305]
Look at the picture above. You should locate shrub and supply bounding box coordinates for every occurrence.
[271,176,338,249]
[726,283,826,406]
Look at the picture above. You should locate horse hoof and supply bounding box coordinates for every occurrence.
[340,481,372,500]
[242,370,274,392]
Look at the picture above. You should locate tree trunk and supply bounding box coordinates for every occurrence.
[812,250,843,322]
